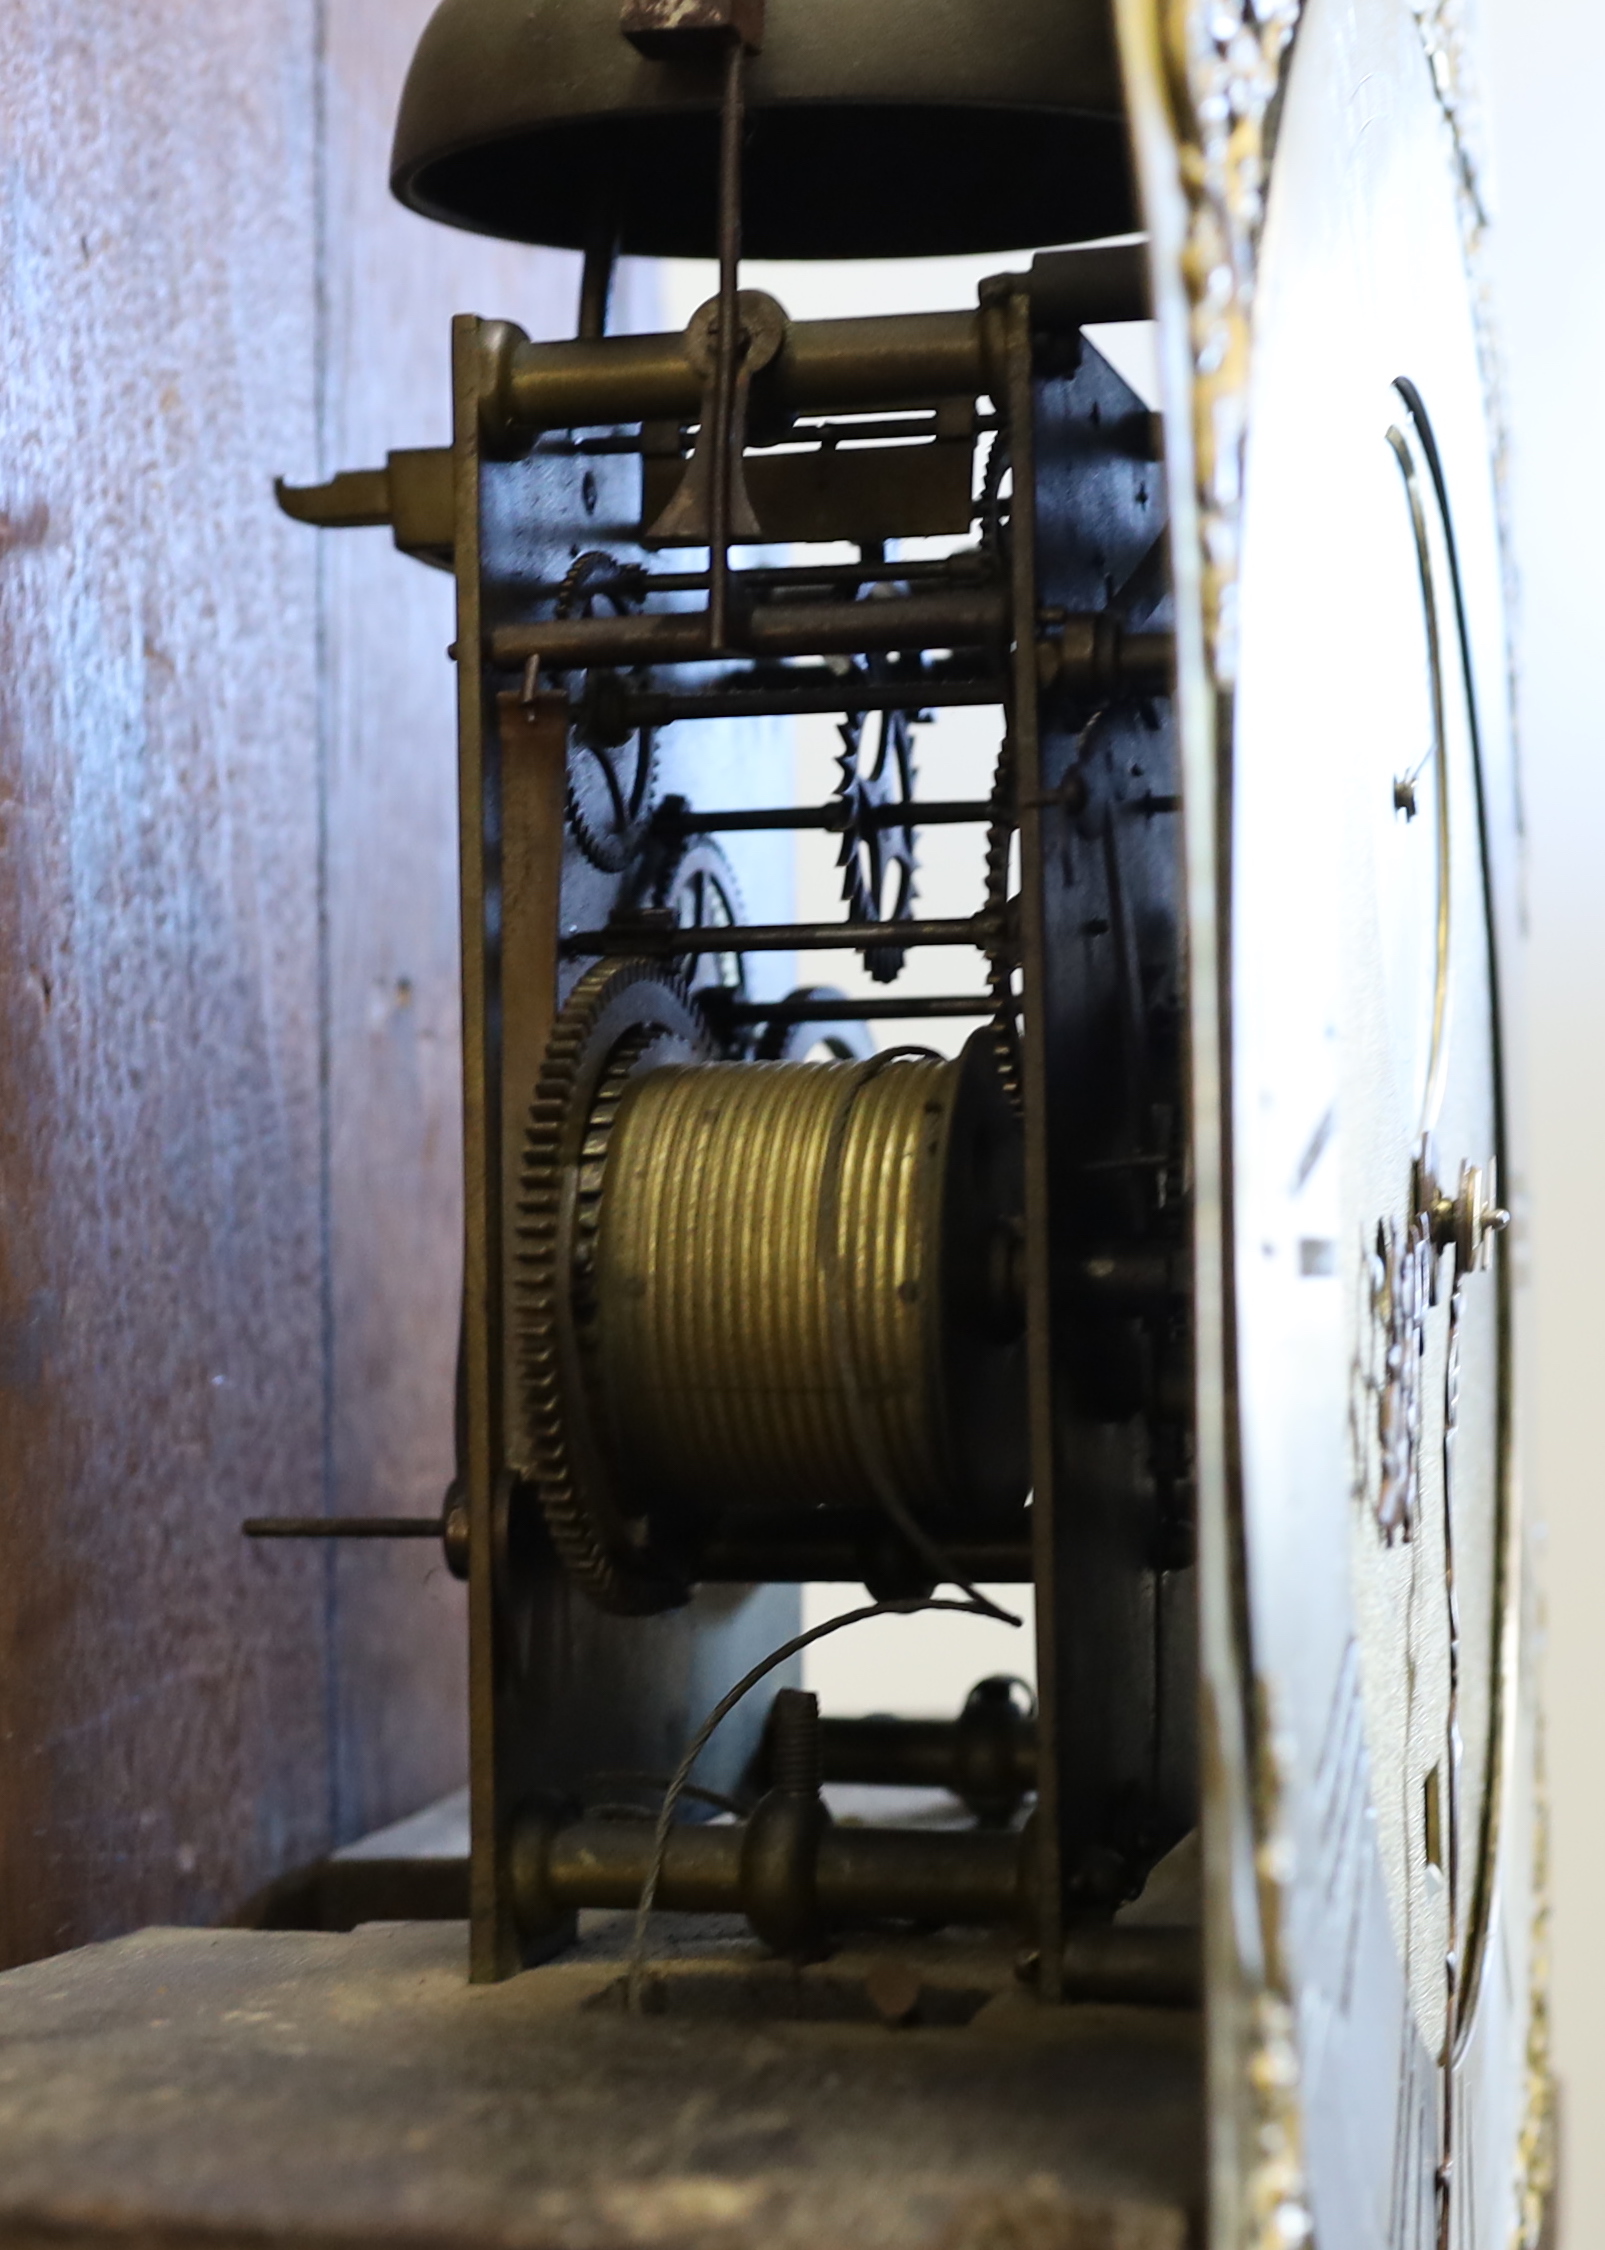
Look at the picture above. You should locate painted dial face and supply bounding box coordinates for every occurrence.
[1345,384,1502,2066]
[1224,0,1521,2236]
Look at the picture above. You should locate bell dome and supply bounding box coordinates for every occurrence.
[391,0,1133,260]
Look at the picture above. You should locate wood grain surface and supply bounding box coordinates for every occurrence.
[0,0,619,1964]
[0,1922,1199,2247]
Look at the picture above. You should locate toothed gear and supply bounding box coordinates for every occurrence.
[978,431,1012,565]
[633,824,748,1005]
[835,689,918,985]
[567,734,658,874]
[513,958,711,1613]
[983,734,1023,1110]
[555,550,658,874]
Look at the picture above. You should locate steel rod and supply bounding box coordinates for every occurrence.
[708,31,745,652]
[502,245,1151,440]
[1037,617,1175,698]
[662,798,991,835]
[506,309,993,435]
[562,915,1000,960]
[532,556,995,597]
[491,585,1007,671]
[514,1809,1028,1933]
[552,415,999,459]
[575,195,620,343]
[619,677,1002,725]
[243,1516,443,1539]
[805,1713,1038,1802]
[1057,1928,1200,2009]
[725,994,1000,1023]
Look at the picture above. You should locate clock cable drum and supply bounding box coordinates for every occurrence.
[517,962,1029,1612]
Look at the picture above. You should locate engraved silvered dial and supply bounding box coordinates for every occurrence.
[1165,0,1538,2238]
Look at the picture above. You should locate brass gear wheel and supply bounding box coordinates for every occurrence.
[630,819,748,1006]
[834,694,918,984]
[556,550,657,874]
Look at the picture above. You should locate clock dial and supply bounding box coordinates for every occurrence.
[1212,0,1531,2237]
[1346,380,1502,2066]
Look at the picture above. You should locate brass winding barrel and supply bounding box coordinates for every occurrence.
[518,961,1027,1608]
[582,1033,1028,1541]
[594,1053,953,1516]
